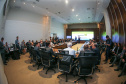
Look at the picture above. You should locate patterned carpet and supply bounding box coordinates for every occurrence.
[4,52,126,84]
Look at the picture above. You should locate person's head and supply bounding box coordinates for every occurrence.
[46,43,50,47]
[16,36,19,40]
[118,43,121,47]
[35,42,39,47]
[106,35,109,40]
[40,40,43,42]
[125,51,126,55]
[92,44,97,49]
[114,43,117,46]
[5,42,8,45]
[123,46,126,50]
[67,42,72,48]
[29,40,31,42]
[45,39,48,42]
[84,45,88,50]
[1,37,4,41]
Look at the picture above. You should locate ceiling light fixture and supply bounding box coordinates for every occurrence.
[65,0,68,4]
[72,9,74,12]
[14,0,15,2]
[23,2,25,4]
[33,5,35,7]
[76,15,78,17]
[79,19,80,20]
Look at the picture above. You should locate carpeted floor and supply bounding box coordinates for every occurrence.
[4,52,126,84]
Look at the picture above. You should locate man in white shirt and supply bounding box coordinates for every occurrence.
[64,42,75,57]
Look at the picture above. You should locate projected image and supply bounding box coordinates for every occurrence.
[72,31,94,40]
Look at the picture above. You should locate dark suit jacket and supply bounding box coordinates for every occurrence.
[116,47,122,54]
[46,47,56,56]
[0,41,5,53]
[93,48,101,60]
[79,49,91,56]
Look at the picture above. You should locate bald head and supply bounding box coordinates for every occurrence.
[67,42,72,48]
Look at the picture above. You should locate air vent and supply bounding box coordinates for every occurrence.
[87,8,90,10]
[14,6,21,9]
[36,0,39,2]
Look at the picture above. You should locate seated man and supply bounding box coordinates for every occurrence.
[92,44,101,61]
[63,42,75,57]
[34,42,40,59]
[114,51,126,77]
[109,46,125,67]
[79,44,91,56]
[46,43,56,56]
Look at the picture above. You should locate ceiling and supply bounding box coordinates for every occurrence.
[9,0,110,24]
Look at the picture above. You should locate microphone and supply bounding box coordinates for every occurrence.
[77,47,78,54]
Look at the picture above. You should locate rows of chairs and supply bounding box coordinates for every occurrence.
[28,48,100,84]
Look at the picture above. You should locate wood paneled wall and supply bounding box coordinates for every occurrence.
[66,28,99,42]
[107,0,126,46]
[99,17,106,41]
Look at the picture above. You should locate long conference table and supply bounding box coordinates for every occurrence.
[52,41,84,58]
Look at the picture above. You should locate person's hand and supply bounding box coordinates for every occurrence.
[122,59,125,62]
[120,56,123,58]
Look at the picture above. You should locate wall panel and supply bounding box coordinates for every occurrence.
[107,0,126,46]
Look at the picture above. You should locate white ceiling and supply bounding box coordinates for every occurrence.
[9,0,110,24]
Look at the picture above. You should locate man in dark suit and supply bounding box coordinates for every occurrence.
[45,43,56,56]
[105,35,112,64]
[92,44,101,61]
[0,37,7,65]
[34,42,41,59]
[15,36,21,53]
[79,44,91,56]
[114,51,126,77]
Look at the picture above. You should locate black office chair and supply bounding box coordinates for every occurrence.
[40,47,46,51]
[41,51,56,74]
[29,47,34,63]
[60,50,69,55]
[32,50,41,70]
[84,51,95,56]
[57,55,74,82]
[13,50,20,60]
[74,56,98,84]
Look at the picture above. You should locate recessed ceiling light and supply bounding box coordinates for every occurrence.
[23,2,25,4]
[72,9,74,12]
[79,19,80,20]
[14,0,15,2]
[33,6,35,7]
[76,15,78,17]
[65,0,68,4]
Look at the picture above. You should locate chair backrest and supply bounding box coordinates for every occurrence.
[41,51,52,66]
[84,51,95,56]
[79,56,98,68]
[60,50,69,55]
[58,55,74,72]
[32,50,38,61]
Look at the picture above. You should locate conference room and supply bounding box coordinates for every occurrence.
[0,0,126,84]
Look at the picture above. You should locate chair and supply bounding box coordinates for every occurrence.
[41,51,56,74]
[84,51,95,56]
[57,55,74,82]
[60,50,69,55]
[74,56,98,84]
[32,50,41,70]
[29,47,34,63]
